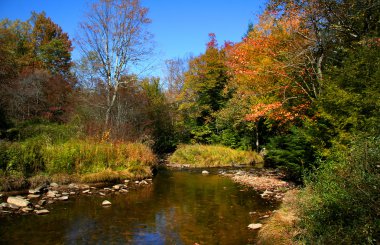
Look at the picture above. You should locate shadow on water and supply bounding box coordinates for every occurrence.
[0,169,277,244]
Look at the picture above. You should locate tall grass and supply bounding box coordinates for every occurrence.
[43,140,156,175]
[168,144,263,167]
[0,122,157,190]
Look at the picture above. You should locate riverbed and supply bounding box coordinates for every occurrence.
[0,169,278,244]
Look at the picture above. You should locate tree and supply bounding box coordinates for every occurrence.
[0,13,74,123]
[77,0,153,130]
[177,34,231,143]
[226,7,314,132]
[31,12,72,77]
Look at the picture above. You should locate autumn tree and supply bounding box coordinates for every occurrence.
[227,7,315,129]
[77,0,153,130]
[0,12,74,123]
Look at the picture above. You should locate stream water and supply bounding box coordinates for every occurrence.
[0,169,277,244]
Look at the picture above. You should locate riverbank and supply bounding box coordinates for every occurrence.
[219,168,295,201]
[217,168,300,244]
[0,177,154,216]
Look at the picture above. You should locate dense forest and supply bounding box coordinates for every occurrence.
[0,0,379,243]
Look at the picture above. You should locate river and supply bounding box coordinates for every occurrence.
[0,168,277,244]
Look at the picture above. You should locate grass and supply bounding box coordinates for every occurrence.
[0,122,158,191]
[257,190,301,245]
[168,144,263,167]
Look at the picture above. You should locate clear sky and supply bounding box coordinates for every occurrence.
[0,0,266,77]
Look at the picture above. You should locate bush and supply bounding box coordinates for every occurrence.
[168,144,263,167]
[299,136,380,244]
[265,127,318,183]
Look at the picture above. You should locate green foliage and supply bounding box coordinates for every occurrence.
[177,39,231,144]
[265,127,318,182]
[168,144,263,167]
[320,45,380,140]
[299,136,380,244]
[140,77,176,153]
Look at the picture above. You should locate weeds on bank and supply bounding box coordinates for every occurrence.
[168,144,263,167]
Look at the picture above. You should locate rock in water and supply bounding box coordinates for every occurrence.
[27,194,40,199]
[58,196,69,201]
[7,196,30,207]
[102,200,112,206]
[202,170,209,175]
[248,223,262,230]
[35,209,50,215]
[46,190,58,198]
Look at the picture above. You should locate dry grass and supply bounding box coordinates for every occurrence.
[257,189,302,245]
[80,167,152,183]
[168,144,263,167]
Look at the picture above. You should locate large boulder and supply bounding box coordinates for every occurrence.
[7,196,30,207]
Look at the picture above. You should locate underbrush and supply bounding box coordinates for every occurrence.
[168,144,263,167]
[298,136,380,244]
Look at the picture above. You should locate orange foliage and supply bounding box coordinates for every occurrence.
[226,6,314,125]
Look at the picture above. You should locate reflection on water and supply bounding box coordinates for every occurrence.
[0,169,276,244]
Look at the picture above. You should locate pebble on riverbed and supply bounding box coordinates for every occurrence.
[0,178,153,216]
[248,223,263,230]
[102,200,112,206]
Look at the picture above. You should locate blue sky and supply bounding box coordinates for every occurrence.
[0,0,266,77]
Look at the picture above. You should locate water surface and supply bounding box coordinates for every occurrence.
[0,169,276,244]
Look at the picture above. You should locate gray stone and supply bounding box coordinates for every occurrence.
[99,192,106,196]
[35,209,50,215]
[113,184,122,190]
[9,204,20,209]
[38,200,46,206]
[102,200,111,206]
[69,192,76,195]
[58,196,69,201]
[50,182,59,188]
[248,223,262,230]
[124,179,130,184]
[46,190,58,198]
[62,192,69,196]
[140,180,148,185]
[119,189,129,193]
[7,196,30,207]
[82,189,90,194]
[1,202,10,208]
[29,184,47,194]
[27,194,40,199]
[202,170,209,175]
[135,181,140,184]
[21,207,34,212]
[68,183,79,189]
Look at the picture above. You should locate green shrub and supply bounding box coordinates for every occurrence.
[299,136,380,244]
[265,127,318,182]
[168,144,263,167]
